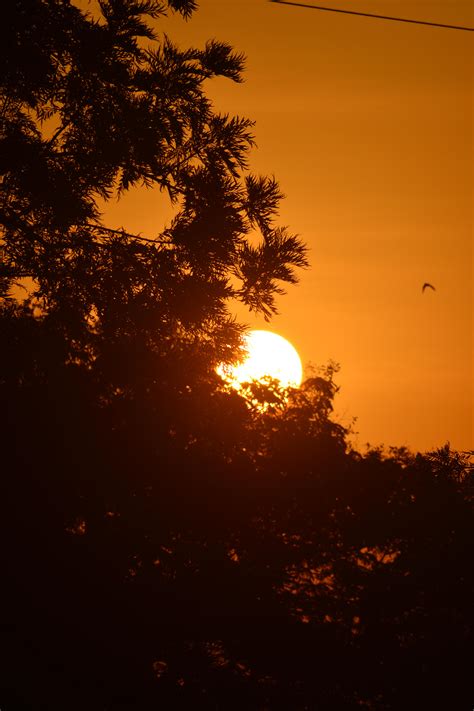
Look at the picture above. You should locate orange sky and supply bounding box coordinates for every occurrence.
[98,0,473,452]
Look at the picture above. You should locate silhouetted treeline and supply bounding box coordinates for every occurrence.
[1,2,473,709]
[2,320,473,709]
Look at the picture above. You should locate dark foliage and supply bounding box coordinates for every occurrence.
[1,3,473,710]
[2,315,473,710]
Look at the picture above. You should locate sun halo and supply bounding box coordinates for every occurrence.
[219,330,303,390]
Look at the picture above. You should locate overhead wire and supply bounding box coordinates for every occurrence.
[269,0,474,32]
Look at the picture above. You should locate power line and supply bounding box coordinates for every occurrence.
[269,0,474,32]
[86,223,169,245]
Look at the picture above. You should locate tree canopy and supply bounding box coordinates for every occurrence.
[1,3,473,710]
[1,0,307,341]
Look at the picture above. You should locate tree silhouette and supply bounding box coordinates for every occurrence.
[1,3,473,710]
[1,0,307,334]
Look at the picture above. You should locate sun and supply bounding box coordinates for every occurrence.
[219,330,303,389]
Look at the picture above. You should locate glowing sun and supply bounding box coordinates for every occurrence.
[220,330,303,389]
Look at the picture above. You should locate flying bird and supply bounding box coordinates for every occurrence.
[422,282,436,293]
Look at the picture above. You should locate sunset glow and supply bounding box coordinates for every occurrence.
[220,330,303,389]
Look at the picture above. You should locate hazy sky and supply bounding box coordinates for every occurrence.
[101,0,473,452]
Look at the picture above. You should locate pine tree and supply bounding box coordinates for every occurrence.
[0,0,307,375]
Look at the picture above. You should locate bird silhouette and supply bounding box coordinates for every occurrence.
[422,282,436,293]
